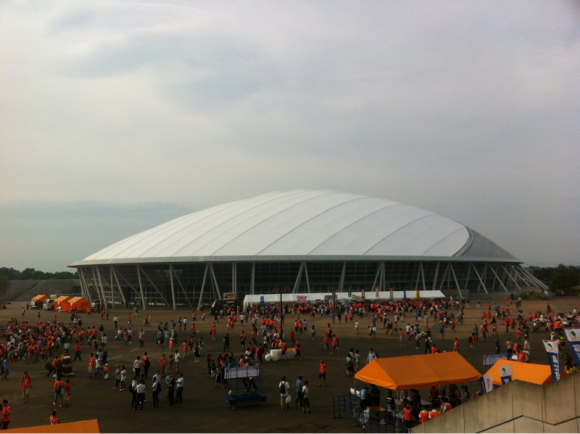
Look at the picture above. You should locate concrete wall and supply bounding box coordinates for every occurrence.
[412,374,580,433]
[7,279,81,301]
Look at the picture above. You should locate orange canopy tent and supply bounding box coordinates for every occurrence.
[68,297,91,313]
[4,419,99,433]
[355,352,481,390]
[55,296,72,312]
[31,295,49,307]
[484,359,567,386]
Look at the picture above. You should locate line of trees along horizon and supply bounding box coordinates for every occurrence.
[0,267,78,280]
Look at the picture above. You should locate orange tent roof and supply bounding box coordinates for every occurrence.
[69,297,90,304]
[355,352,481,390]
[32,295,49,302]
[4,419,99,433]
[55,296,71,303]
[484,359,567,386]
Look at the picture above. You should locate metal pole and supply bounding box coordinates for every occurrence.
[169,265,176,311]
[136,265,147,311]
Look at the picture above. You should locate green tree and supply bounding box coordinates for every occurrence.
[550,264,579,294]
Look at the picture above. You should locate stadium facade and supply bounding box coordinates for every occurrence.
[70,189,546,310]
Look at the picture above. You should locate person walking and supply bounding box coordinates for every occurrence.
[53,379,64,407]
[63,380,71,407]
[279,376,290,411]
[20,371,31,403]
[302,381,311,413]
[175,373,184,403]
[295,375,304,408]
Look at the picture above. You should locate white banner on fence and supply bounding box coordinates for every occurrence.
[225,366,260,379]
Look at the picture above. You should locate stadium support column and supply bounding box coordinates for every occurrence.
[197,264,209,310]
[136,266,147,311]
[303,263,311,293]
[470,263,488,294]
[431,262,440,290]
[91,267,103,305]
[338,262,346,293]
[489,264,508,292]
[420,263,427,292]
[171,266,192,307]
[79,268,90,301]
[111,267,127,306]
[209,263,222,299]
[502,265,521,290]
[96,266,108,307]
[292,263,305,293]
[169,265,176,310]
[449,263,463,299]
[380,262,386,292]
[250,263,255,295]
[232,263,237,298]
[139,266,171,307]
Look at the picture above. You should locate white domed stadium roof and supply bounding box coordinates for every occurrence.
[71,189,516,266]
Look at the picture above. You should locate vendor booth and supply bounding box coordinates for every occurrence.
[31,294,49,308]
[55,296,72,312]
[484,359,567,386]
[68,297,91,313]
[355,352,481,390]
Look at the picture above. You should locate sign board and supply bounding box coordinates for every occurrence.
[390,288,394,300]
[483,354,509,366]
[223,292,236,300]
[375,287,379,298]
[260,296,265,307]
[499,365,512,385]
[565,329,580,367]
[543,340,561,382]
[225,366,261,380]
[480,375,494,394]
[296,295,307,303]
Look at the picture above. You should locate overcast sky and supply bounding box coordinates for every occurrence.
[1,1,578,272]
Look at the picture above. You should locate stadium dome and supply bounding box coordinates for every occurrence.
[71,189,545,309]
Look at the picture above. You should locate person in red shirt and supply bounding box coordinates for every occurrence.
[295,339,301,360]
[2,400,11,430]
[50,410,59,425]
[159,354,167,375]
[73,343,82,362]
[280,341,287,360]
[20,372,31,403]
[453,338,459,352]
[181,341,188,360]
[63,379,72,407]
[318,358,327,386]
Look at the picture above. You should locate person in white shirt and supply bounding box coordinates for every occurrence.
[301,381,311,413]
[279,376,290,411]
[175,373,184,403]
[135,380,146,410]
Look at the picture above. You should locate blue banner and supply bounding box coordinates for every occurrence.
[543,340,561,382]
[565,329,580,367]
[260,296,265,307]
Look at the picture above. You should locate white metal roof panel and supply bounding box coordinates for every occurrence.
[75,189,516,265]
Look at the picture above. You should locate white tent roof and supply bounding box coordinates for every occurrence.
[243,290,445,308]
[71,189,516,266]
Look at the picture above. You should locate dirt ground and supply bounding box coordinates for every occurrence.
[1,297,578,432]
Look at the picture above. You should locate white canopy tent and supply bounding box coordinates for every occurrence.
[243,290,445,309]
